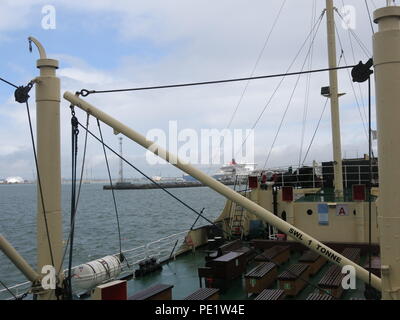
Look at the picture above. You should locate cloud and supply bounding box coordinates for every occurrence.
[0,0,380,179]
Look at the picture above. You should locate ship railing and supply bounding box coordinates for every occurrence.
[1,230,190,300]
[261,163,379,189]
[0,280,31,300]
[121,230,189,268]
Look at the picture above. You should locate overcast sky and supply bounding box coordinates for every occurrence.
[0,0,384,180]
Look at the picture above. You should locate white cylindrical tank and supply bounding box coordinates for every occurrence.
[72,255,122,291]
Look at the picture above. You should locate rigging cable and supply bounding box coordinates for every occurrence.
[341,0,369,131]
[364,0,375,35]
[58,113,90,279]
[0,279,17,299]
[0,77,18,89]
[224,0,287,130]
[66,106,80,299]
[207,0,287,173]
[334,8,371,59]
[301,98,330,166]
[24,98,56,271]
[335,23,376,160]
[262,6,324,170]
[235,10,326,157]
[97,120,123,257]
[334,24,370,142]
[76,120,231,239]
[78,65,355,97]
[298,0,317,169]
[2,78,57,298]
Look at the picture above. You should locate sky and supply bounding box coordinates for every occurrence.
[0,0,384,180]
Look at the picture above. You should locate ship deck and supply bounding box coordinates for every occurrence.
[125,243,370,300]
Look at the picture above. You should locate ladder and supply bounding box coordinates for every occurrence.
[229,175,249,239]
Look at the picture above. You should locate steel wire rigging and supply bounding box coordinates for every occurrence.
[262,7,325,170]
[0,78,59,299]
[298,0,318,169]
[206,0,287,173]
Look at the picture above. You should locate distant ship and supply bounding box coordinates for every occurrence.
[1,176,25,184]
[183,159,257,183]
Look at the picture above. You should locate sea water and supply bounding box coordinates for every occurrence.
[0,183,226,296]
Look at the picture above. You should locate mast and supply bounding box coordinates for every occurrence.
[119,137,124,183]
[30,36,63,300]
[326,0,344,197]
[64,91,382,291]
[373,4,400,300]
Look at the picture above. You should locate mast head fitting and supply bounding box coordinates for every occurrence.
[14,82,33,103]
[351,59,374,83]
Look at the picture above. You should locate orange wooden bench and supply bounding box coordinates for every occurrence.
[306,292,333,300]
[183,288,219,300]
[254,245,290,265]
[128,284,173,300]
[299,250,326,276]
[318,265,344,298]
[341,247,361,264]
[278,263,309,296]
[254,289,286,300]
[244,262,277,295]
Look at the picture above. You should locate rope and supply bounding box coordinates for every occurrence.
[66,106,80,299]
[25,100,56,269]
[207,0,287,172]
[225,0,287,130]
[75,113,90,211]
[364,0,375,35]
[96,120,123,256]
[234,10,327,159]
[299,0,317,169]
[341,0,369,127]
[77,66,355,97]
[0,77,18,89]
[301,98,330,166]
[335,24,376,159]
[262,7,323,170]
[0,279,17,299]
[334,24,370,142]
[3,81,57,298]
[58,113,89,279]
[76,120,231,239]
[334,9,371,59]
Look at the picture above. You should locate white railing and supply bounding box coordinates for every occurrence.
[0,281,31,300]
[261,163,379,189]
[1,229,192,300]
[122,230,189,266]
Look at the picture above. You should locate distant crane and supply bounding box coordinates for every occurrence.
[118,137,124,183]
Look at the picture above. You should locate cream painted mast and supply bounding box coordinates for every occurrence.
[63,91,381,291]
[373,4,400,300]
[0,39,63,300]
[30,37,63,300]
[2,2,400,300]
[326,0,344,197]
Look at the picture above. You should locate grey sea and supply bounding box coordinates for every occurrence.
[0,183,226,298]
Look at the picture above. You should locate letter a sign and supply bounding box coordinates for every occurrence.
[336,204,349,216]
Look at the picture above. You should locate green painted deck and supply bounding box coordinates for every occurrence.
[126,245,368,300]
